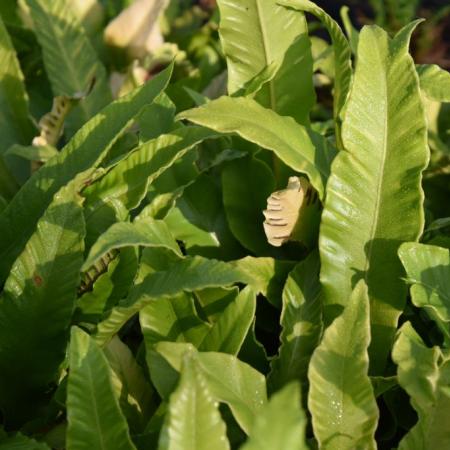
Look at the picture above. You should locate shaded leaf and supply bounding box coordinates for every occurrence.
[0,179,86,426]
[0,65,172,281]
[222,155,275,254]
[82,217,181,271]
[67,327,136,450]
[268,251,322,393]
[26,0,111,134]
[94,256,246,346]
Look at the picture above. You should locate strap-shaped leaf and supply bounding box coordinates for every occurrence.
[0,65,172,281]
[94,256,246,346]
[0,179,86,426]
[240,383,308,450]
[398,242,450,343]
[104,336,155,433]
[153,342,267,434]
[217,0,315,125]
[268,251,322,393]
[178,96,336,199]
[417,64,450,103]
[158,355,230,450]
[231,256,295,308]
[67,327,136,450]
[278,0,352,143]
[198,286,256,354]
[308,281,378,449]
[0,15,34,148]
[318,23,428,372]
[141,286,255,356]
[26,0,111,134]
[82,217,181,271]
[393,322,450,449]
[84,126,217,211]
[0,16,34,197]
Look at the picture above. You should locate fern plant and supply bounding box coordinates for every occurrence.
[0,0,450,449]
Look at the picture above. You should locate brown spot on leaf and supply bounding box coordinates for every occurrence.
[34,275,43,287]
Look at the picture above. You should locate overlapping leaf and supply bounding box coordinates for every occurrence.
[158,356,230,450]
[278,0,352,144]
[153,342,267,434]
[417,64,450,102]
[319,23,428,372]
[0,65,172,281]
[268,251,322,393]
[308,281,378,449]
[26,0,111,134]
[240,383,308,450]
[67,327,136,450]
[82,217,181,271]
[217,0,315,124]
[393,322,450,449]
[0,178,86,426]
[178,96,335,199]
[399,242,450,344]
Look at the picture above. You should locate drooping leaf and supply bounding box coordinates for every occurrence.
[0,65,172,281]
[94,256,246,346]
[84,126,218,211]
[82,217,181,271]
[398,242,450,344]
[417,64,450,103]
[198,286,256,354]
[0,179,86,426]
[67,327,136,450]
[240,383,308,450]
[222,155,275,254]
[318,23,428,372]
[158,355,230,450]
[308,281,378,449]
[153,342,267,434]
[268,251,322,393]
[393,322,450,449]
[231,256,295,308]
[141,286,255,357]
[103,336,155,433]
[26,0,112,134]
[216,0,315,125]
[178,96,336,199]
[164,171,245,261]
[140,291,210,348]
[278,0,352,145]
[138,93,176,141]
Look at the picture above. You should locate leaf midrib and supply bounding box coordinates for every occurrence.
[254,0,276,111]
[362,42,389,280]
